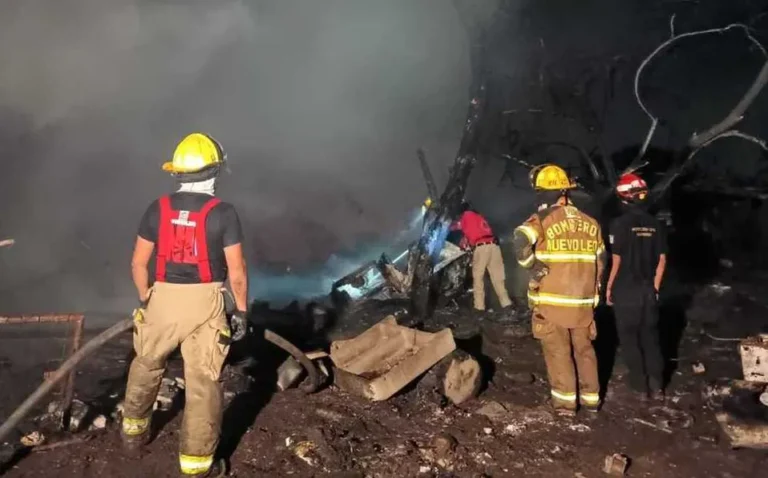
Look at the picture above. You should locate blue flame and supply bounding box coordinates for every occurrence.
[247,206,425,304]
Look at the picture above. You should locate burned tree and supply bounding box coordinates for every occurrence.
[629,20,768,202]
[409,89,485,320]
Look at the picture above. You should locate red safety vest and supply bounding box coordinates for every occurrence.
[155,195,221,283]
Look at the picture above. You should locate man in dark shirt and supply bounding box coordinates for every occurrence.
[606,173,667,401]
[121,133,248,478]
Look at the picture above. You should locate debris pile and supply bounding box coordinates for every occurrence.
[705,334,768,449]
[329,316,480,404]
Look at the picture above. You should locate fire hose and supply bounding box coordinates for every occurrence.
[0,317,321,444]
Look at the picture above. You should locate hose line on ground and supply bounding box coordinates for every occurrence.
[0,319,321,444]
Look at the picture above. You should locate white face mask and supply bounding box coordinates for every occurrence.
[178,177,216,196]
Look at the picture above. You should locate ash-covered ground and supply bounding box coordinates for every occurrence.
[1,267,767,477]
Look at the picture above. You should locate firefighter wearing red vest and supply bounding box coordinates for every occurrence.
[513,164,605,417]
[121,133,248,477]
[451,201,513,312]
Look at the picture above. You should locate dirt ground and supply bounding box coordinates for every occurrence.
[1,274,768,477]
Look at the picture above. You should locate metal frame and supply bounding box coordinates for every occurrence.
[0,314,85,429]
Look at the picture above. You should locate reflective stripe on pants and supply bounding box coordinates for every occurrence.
[122,416,150,436]
[528,291,599,307]
[180,454,214,475]
[581,392,600,405]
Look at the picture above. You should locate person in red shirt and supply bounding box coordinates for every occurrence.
[452,201,513,312]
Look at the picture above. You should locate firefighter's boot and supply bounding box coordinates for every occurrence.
[120,417,151,457]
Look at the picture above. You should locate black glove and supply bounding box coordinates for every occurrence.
[230,310,248,342]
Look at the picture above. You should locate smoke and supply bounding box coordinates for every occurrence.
[0,0,473,323]
[248,205,426,304]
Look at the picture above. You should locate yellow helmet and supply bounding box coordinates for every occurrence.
[162,133,225,174]
[423,197,433,209]
[529,164,575,191]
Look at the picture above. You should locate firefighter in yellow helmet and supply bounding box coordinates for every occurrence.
[512,164,605,417]
[122,133,248,477]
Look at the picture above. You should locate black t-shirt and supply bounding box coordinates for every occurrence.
[138,192,243,283]
[609,206,667,289]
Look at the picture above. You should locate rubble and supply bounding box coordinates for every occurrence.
[603,453,629,475]
[330,241,469,314]
[19,431,44,447]
[692,362,706,374]
[330,316,456,401]
[292,440,320,467]
[156,377,182,411]
[707,380,768,449]
[432,432,458,458]
[740,335,768,382]
[475,401,509,423]
[276,356,305,391]
[45,399,92,432]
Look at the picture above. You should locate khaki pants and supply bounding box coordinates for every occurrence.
[122,281,230,475]
[532,314,599,410]
[472,243,512,311]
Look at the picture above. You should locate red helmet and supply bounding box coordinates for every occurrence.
[616,173,648,201]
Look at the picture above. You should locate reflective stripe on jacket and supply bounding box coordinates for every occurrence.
[513,204,606,328]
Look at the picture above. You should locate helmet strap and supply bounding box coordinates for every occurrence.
[174,164,221,183]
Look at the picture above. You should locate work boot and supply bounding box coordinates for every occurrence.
[120,430,150,457]
[491,305,516,324]
[581,402,601,414]
[181,458,227,478]
[554,407,577,419]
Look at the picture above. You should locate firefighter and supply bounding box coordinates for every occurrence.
[451,201,513,313]
[121,133,248,477]
[513,164,605,416]
[606,172,667,401]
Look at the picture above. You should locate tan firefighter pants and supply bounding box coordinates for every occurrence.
[122,281,230,475]
[532,314,599,410]
[472,243,512,311]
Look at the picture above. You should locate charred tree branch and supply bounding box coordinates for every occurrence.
[417,148,439,201]
[689,60,768,148]
[409,86,486,320]
[634,22,767,162]
[652,130,768,197]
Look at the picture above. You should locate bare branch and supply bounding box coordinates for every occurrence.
[689,60,768,147]
[651,130,768,197]
[634,22,767,160]
[696,130,768,152]
[417,148,439,201]
[500,153,536,169]
[669,14,676,38]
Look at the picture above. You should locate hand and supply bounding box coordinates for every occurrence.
[230,310,248,342]
[606,288,614,306]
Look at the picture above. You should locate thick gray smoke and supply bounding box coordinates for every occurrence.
[0,0,472,323]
